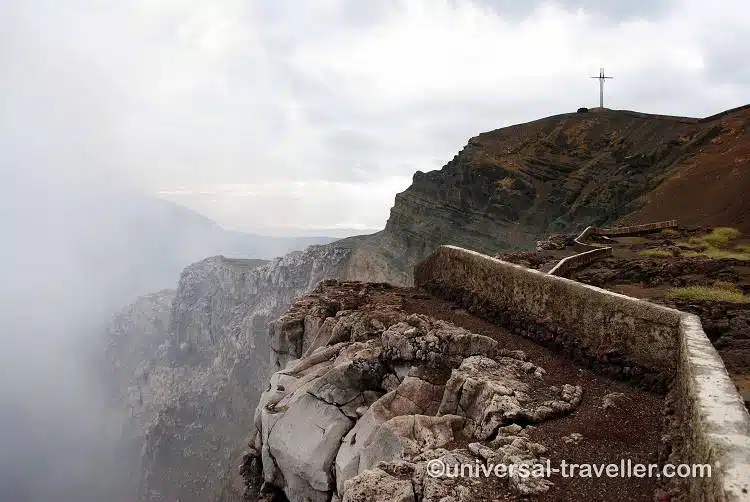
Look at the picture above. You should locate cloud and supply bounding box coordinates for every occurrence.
[1,0,748,231]
[158,177,413,232]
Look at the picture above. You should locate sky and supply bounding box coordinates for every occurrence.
[2,0,748,234]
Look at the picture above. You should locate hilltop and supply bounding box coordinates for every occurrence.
[343,103,750,285]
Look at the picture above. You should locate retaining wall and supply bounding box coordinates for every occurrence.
[595,219,678,236]
[547,247,612,277]
[414,245,750,501]
[549,220,678,277]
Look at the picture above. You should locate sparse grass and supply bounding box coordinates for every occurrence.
[669,227,749,260]
[666,282,750,303]
[713,280,740,291]
[639,249,672,258]
[702,248,750,260]
[701,227,742,248]
[661,228,681,238]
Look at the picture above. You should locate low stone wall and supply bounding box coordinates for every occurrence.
[415,246,680,386]
[595,219,678,236]
[549,220,678,277]
[414,245,750,501]
[675,315,750,501]
[547,247,612,277]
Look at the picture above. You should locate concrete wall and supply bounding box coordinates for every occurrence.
[677,315,750,501]
[595,219,678,236]
[549,220,678,277]
[414,245,750,501]
[547,247,612,277]
[415,246,681,383]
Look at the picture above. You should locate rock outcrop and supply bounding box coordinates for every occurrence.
[245,281,583,502]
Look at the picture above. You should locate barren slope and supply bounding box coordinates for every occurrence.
[618,105,750,231]
[377,105,750,278]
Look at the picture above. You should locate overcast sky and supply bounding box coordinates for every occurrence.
[2,0,748,234]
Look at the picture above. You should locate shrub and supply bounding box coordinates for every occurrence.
[713,280,740,291]
[666,285,749,303]
[702,227,742,247]
[703,248,750,260]
[661,228,681,238]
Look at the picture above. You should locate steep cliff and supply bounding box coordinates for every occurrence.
[106,246,379,501]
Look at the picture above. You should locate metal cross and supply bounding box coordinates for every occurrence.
[590,67,613,108]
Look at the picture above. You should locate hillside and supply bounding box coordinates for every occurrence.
[618,105,750,231]
[103,103,750,501]
[350,103,750,284]
[385,105,750,256]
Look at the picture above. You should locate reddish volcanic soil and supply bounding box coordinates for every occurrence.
[618,106,750,233]
[496,227,750,408]
[570,229,750,407]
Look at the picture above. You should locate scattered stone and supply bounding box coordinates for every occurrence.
[602,392,627,410]
[563,432,584,445]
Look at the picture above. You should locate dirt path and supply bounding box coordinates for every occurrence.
[370,289,666,502]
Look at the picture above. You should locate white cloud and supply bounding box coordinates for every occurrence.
[158,177,413,231]
[2,0,748,231]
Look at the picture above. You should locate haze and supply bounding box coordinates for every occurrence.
[1,0,748,500]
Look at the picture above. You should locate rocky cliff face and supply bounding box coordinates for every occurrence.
[105,246,386,501]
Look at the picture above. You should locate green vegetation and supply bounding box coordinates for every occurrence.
[713,280,740,291]
[702,248,750,260]
[639,249,672,258]
[641,227,750,260]
[701,227,742,247]
[666,281,749,303]
[661,228,681,238]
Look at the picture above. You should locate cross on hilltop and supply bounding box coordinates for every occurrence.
[590,67,613,108]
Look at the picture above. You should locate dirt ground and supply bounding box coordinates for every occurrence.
[568,229,750,407]
[497,227,750,408]
[398,289,663,501]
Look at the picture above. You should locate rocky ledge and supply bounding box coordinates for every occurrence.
[243,281,590,501]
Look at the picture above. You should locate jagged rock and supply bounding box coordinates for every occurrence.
[437,356,580,441]
[342,468,415,502]
[265,393,354,502]
[563,432,585,444]
[335,400,462,495]
[249,289,587,501]
[602,392,626,410]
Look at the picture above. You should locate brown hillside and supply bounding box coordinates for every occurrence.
[618,105,750,232]
[382,104,750,266]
